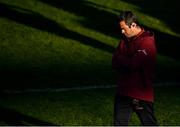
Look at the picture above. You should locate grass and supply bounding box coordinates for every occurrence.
[0,0,180,89]
[0,0,180,125]
[0,85,179,126]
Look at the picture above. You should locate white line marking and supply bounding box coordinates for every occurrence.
[3,82,180,94]
[3,85,116,94]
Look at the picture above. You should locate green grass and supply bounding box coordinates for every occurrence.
[0,0,180,89]
[0,85,179,126]
[0,0,179,125]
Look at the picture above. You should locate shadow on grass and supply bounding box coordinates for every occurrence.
[39,0,180,60]
[147,26,180,60]
[39,0,180,82]
[39,0,119,38]
[0,2,116,89]
[1,1,180,60]
[0,106,56,126]
[0,1,180,89]
[0,2,114,53]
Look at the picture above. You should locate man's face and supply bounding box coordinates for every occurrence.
[119,21,136,38]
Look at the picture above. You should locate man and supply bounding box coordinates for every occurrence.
[112,11,158,126]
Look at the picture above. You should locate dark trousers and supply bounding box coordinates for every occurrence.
[114,95,158,126]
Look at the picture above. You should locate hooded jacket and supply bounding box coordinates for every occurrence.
[112,30,157,102]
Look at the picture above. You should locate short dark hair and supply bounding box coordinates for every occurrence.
[117,11,139,27]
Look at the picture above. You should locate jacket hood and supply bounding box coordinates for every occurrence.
[141,30,154,38]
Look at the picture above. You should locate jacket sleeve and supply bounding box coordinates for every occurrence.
[112,43,123,70]
[112,37,156,72]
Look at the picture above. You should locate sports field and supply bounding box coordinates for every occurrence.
[0,0,180,125]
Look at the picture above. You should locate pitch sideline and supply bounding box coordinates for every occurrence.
[3,82,180,94]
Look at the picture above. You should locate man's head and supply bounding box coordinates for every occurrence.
[117,11,141,38]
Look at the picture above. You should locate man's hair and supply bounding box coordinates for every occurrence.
[117,11,139,27]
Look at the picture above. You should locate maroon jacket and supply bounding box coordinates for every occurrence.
[112,30,157,102]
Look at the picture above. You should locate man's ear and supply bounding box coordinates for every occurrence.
[131,22,137,28]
